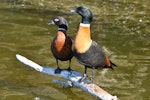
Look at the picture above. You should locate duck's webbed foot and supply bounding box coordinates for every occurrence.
[79,74,93,84]
[55,67,61,74]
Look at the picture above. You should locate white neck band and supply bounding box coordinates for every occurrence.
[80,23,90,27]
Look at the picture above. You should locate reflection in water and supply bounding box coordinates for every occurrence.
[0,0,149,100]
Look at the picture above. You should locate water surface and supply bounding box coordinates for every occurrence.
[0,0,149,100]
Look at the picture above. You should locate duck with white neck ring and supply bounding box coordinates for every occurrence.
[71,6,116,83]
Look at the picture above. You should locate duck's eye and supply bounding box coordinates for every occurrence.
[54,18,59,22]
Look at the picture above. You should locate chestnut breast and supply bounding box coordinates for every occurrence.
[51,31,73,61]
[75,25,92,53]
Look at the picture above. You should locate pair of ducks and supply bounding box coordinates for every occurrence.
[48,6,116,83]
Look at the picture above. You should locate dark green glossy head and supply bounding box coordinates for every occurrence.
[71,6,93,24]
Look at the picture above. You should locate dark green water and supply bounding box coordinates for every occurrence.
[0,0,149,100]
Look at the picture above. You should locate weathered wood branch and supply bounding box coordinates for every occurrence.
[16,54,118,100]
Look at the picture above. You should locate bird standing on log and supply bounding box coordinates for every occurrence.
[48,16,74,74]
[71,6,116,83]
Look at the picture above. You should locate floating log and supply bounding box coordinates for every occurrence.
[16,54,118,100]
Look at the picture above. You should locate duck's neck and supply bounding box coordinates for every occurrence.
[76,23,91,41]
[81,17,91,24]
[75,23,92,53]
[57,24,67,35]
[57,28,67,35]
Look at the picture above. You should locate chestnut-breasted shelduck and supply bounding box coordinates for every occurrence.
[48,16,74,74]
[71,6,116,83]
